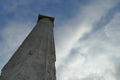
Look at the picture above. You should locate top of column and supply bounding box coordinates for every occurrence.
[37,14,55,23]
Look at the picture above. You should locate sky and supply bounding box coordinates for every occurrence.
[0,0,120,80]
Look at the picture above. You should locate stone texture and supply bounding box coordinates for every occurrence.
[0,14,56,80]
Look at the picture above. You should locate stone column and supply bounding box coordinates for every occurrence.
[0,14,56,80]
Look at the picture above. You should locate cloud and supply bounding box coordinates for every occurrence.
[3,0,34,12]
[104,12,120,80]
[0,0,120,80]
[0,20,34,71]
[105,13,120,42]
[55,0,120,80]
[112,58,120,80]
[81,74,104,80]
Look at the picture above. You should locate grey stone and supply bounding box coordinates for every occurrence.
[0,14,56,80]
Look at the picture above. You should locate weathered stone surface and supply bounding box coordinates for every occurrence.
[0,14,56,80]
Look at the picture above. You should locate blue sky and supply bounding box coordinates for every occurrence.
[0,0,120,80]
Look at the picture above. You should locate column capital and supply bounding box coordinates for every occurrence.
[37,14,55,23]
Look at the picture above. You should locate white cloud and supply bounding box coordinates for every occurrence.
[0,0,120,80]
[0,20,33,71]
[55,0,120,80]
[105,13,120,42]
